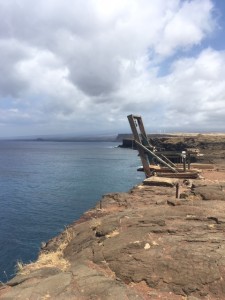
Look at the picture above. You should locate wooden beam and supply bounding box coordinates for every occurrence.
[135,141,179,173]
[127,115,152,177]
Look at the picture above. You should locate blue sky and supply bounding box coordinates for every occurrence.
[0,0,225,137]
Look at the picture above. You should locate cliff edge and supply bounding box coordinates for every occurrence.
[0,136,225,300]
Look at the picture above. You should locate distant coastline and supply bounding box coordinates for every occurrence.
[1,132,225,144]
[0,136,118,143]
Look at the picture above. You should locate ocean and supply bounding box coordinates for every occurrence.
[0,141,144,282]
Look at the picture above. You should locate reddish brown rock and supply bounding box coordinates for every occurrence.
[1,135,225,300]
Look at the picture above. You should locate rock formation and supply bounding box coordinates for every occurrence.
[1,135,225,299]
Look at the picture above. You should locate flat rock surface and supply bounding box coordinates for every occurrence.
[143,176,179,187]
[1,136,225,300]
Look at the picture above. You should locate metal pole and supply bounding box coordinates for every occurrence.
[181,151,186,172]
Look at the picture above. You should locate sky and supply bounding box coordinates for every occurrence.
[0,0,225,137]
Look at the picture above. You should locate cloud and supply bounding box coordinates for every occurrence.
[162,48,225,130]
[0,39,30,97]
[155,0,215,55]
[0,0,223,136]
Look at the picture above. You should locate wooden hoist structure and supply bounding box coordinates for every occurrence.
[127,114,200,179]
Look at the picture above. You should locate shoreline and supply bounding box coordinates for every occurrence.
[1,136,225,299]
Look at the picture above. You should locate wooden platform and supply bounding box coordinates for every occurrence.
[175,163,214,170]
[137,164,201,175]
[155,172,199,179]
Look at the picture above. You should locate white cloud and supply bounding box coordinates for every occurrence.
[0,0,223,136]
[159,48,225,129]
[156,0,214,55]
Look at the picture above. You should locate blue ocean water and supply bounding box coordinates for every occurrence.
[0,141,144,282]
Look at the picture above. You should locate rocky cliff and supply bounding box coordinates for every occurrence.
[1,135,225,300]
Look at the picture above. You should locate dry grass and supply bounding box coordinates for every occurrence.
[16,261,25,274]
[16,228,73,275]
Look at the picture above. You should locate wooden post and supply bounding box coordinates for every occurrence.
[127,115,152,177]
[188,153,191,170]
[176,183,179,199]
